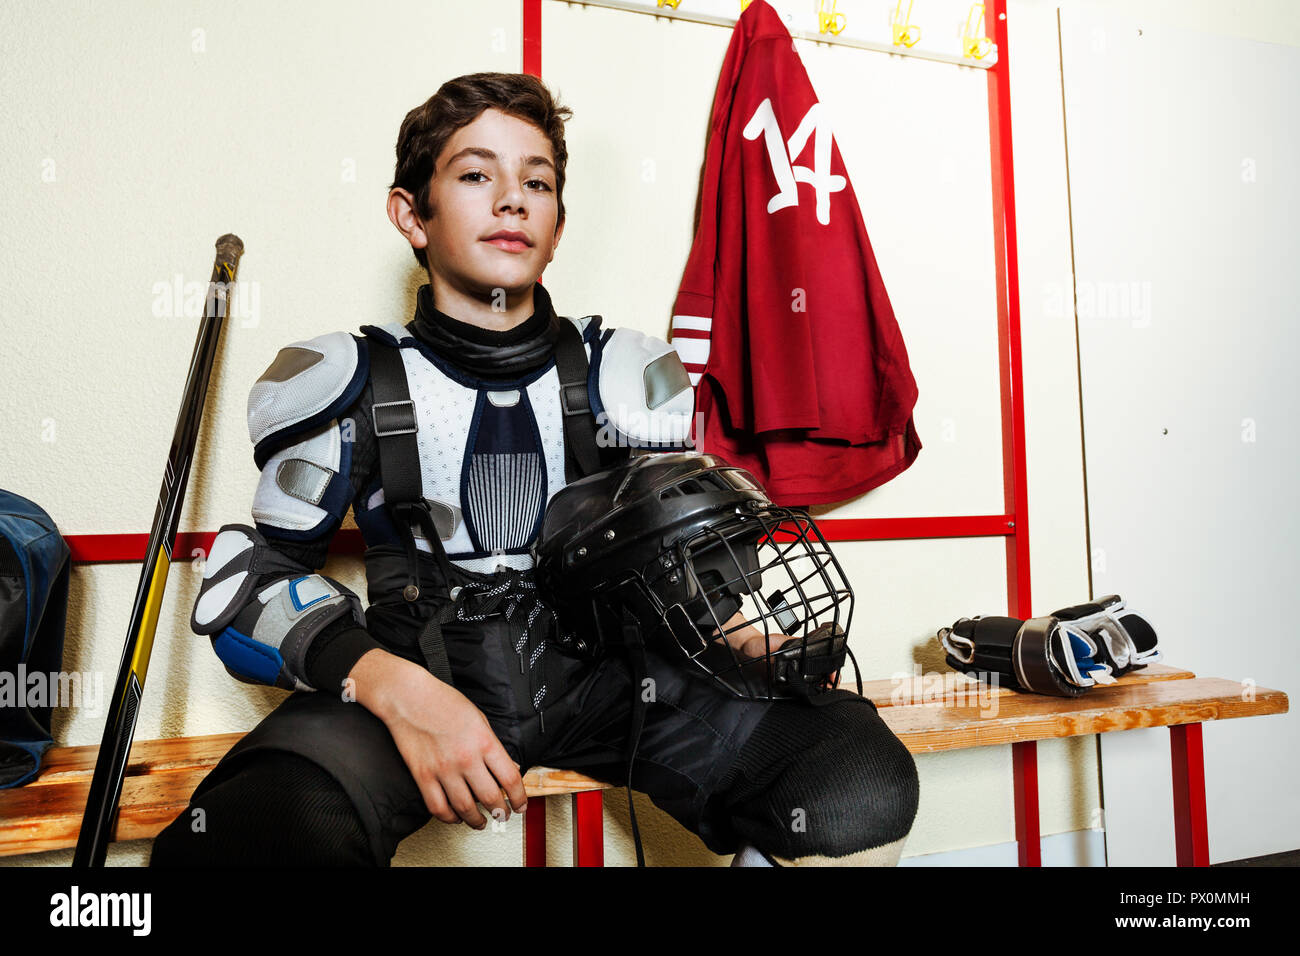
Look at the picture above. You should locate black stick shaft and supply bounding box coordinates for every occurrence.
[72,234,244,867]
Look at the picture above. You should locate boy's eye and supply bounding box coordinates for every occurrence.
[459,170,552,191]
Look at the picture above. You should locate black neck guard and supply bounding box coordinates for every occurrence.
[407,282,562,379]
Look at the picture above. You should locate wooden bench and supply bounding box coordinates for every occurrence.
[0,734,609,866]
[0,663,1286,866]
[878,663,1288,866]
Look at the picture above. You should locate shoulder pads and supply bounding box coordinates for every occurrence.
[567,314,603,341]
[248,332,369,469]
[594,327,694,449]
[358,321,411,347]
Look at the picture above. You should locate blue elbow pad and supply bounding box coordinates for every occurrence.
[192,525,364,691]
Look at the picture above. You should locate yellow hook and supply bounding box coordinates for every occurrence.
[817,0,847,36]
[892,0,921,48]
[962,3,995,59]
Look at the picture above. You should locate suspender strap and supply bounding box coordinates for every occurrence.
[369,342,421,505]
[368,340,459,683]
[368,341,456,602]
[416,601,457,686]
[553,319,603,482]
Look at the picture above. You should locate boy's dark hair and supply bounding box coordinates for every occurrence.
[391,72,572,271]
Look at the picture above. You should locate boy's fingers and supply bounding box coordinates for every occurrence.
[466,763,511,824]
[422,779,459,826]
[441,775,487,829]
[485,748,528,813]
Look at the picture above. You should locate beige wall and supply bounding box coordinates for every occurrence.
[2,0,1294,866]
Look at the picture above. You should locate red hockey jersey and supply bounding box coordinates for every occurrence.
[670,0,921,506]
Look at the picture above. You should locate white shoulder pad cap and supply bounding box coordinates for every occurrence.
[568,314,596,338]
[247,331,362,448]
[597,327,694,447]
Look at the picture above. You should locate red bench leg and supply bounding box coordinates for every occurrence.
[524,796,546,867]
[572,791,604,867]
[1170,723,1209,866]
[1013,740,1041,866]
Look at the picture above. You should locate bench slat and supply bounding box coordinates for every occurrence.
[0,739,613,858]
[21,732,247,786]
[863,662,1194,708]
[520,768,616,796]
[0,769,216,856]
[880,678,1288,752]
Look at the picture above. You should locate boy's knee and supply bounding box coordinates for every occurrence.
[770,724,918,860]
[718,696,920,863]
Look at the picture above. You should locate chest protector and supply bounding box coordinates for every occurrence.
[360,315,614,591]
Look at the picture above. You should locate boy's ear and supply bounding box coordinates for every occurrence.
[387,188,429,258]
[547,215,564,265]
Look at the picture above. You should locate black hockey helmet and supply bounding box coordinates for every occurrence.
[533,451,857,700]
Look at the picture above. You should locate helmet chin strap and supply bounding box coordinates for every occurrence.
[591,600,652,867]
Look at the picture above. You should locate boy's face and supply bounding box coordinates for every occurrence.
[395,107,564,297]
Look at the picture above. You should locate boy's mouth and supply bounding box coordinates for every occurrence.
[484,229,533,252]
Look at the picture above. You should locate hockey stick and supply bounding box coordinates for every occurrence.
[73,234,245,867]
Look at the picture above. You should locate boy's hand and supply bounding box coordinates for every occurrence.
[711,611,840,685]
[350,649,527,830]
[711,610,795,659]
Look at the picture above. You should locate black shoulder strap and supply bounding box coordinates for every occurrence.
[367,340,456,604]
[553,319,604,482]
[368,341,422,507]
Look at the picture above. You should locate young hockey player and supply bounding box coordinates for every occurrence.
[150,72,919,867]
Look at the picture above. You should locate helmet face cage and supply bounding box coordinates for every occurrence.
[618,504,857,701]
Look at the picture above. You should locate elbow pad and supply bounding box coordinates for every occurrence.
[191,524,365,691]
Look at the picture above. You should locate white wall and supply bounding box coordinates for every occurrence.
[1059,0,1300,863]
[1,0,1291,867]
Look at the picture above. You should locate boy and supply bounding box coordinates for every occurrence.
[151,72,918,867]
